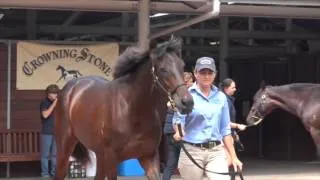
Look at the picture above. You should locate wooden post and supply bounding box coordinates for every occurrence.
[138,0,150,50]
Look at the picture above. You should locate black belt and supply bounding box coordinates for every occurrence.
[184,141,221,149]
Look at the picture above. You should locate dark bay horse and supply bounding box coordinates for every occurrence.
[54,38,194,180]
[246,83,320,159]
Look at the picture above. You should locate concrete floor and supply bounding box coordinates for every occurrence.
[1,159,319,180]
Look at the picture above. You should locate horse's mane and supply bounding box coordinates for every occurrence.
[113,37,182,79]
[269,83,317,91]
[263,83,320,97]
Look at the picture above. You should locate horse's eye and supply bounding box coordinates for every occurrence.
[158,68,168,74]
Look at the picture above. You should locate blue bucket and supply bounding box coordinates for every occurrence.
[117,159,145,176]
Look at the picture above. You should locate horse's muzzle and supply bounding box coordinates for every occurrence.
[180,96,194,114]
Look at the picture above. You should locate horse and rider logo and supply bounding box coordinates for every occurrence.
[56,65,83,82]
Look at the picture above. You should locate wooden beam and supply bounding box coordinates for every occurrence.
[36,25,320,40]
[0,0,211,14]
[221,0,320,7]
[221,4,320,19]
[55,12,82,39]
[3,25,320,40]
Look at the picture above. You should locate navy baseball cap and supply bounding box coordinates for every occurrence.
[195,57,216,72]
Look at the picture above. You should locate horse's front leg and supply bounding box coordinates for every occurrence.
[139,152,161,180]
[310,127,320,160]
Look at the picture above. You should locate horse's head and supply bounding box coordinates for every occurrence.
[56,65,62,70]
[150,37,194,114]
[246,82,274,126]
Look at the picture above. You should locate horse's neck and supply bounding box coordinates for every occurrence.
[131,61,162,103]
[269,87,303,117]
[125,61,166,124]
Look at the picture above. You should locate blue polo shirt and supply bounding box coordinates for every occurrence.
[172,83,231,143]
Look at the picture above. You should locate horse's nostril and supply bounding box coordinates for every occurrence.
[180,97,194,114]
[182,97,194,107]
[182,98,188,105]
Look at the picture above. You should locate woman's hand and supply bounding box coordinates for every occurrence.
[173,125,185,141]
[237,124,247,131]
[173,131,183,141]
[232,157,243,172]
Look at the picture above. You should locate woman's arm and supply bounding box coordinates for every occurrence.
[41,99,57,119]
[221,96,243,170]
[230,122,247,131]
[172,111,186,141]
[223,135,238,161]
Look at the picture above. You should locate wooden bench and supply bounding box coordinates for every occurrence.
[0,129,40,177]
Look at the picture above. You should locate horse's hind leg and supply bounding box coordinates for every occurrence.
[139,152,161,180]
[95,149,118,180]
[54,130,77,180]
[310,127,320,160]
[94,151,107,180]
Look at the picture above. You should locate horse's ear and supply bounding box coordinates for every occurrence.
[170,34,175,40]
[150,36,167,50]
[169,35,183,47]
[260,80,266,90]
[168,35,183,56]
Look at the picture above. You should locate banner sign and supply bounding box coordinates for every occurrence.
[16,41,119,90]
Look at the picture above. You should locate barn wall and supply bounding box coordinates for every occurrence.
[0,42,131,131]
[0,43,45,130]
[0,43,8,129]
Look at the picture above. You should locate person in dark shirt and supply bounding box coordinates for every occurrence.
[40,84,59,177]
[162,72,194,180]
[220,78,246,152]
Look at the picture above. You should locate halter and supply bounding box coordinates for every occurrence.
[247,94,268,127]
[250,115,264,126]
[151,66,185,110]
[247,106,265,127]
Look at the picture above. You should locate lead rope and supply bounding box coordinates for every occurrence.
[152,66,244,179]
[176,124,244,180]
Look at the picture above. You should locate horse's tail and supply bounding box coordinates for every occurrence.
[72,142,90,165]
